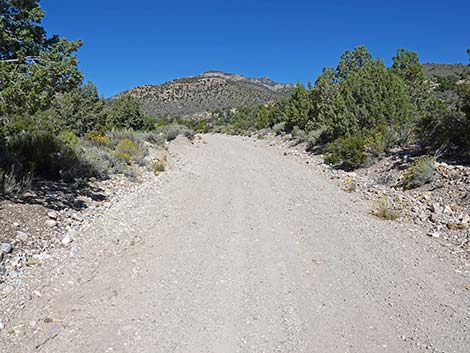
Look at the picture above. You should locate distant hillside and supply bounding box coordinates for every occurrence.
[117,71,294,118]
[423,63,470,79]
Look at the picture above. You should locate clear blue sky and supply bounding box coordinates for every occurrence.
[41,0,469,98]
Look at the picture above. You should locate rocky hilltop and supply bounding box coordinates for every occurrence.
[118,71,294,118]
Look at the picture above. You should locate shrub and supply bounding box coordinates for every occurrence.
[305,128,325,150]
[107,94,147,131]
[159,124,195,141]
[87,131,110,146]
[324,135,368,170]
[272,122,286,135]
[113,139,145,165]
[58,131,81,150]
[3,130,95,181]
[403,155,436,189]
[0,167,32,195]
[291,126,307,142]
[371,198,401,220]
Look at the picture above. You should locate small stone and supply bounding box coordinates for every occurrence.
[12,222,20,228]
[45,220,57,228]
[0,320,4,331]
[428,232,440,238]
[15,231,29,242]
[431,202,443,214]
[2,284,14,295]
[70,244,80,258]
[47,211,58,219]
[61,236,73,246]
[0,243,12,254]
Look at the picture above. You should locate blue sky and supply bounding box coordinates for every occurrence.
[42,0,469,97]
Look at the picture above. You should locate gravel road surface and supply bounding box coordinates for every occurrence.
[1,134,469,353]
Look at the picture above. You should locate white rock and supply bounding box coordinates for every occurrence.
[45,220,57,227]
[61,236,73,246]
[70,245,80,258]
[428,232,440,238]
[47,211,58,219]
[15,231,29,242]
[0,243,12,254]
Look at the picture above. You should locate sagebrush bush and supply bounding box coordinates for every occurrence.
[159,124,195,141]
[403,155,436,189]
[305,128,325,150]
[3,130,96,181]
[291,126,307,142]
[272,122,286,135]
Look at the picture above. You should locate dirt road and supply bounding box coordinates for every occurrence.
[1,134,469,352]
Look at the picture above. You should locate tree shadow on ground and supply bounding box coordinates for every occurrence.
[0,179,108,212]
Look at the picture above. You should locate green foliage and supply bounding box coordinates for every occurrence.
[158,123,195,141]
[291,126,307,142]
[45,82,107,135]
[108,94,147,131]
[403,156,436,189]
[113,139,144,165]
[284,84,313,130]
[272,121,286,135]
[0,0,83,116]
[335,45,372,81]
[391,49,425,85]
[0,130,96,182]
[417,82,470,158]
[324,134,370,170]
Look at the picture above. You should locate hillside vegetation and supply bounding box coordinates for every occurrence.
[118,71,293,117]
[1,0,469,197]
[192,47,470,170]
[423,63,470,79]
[0,0,193,195]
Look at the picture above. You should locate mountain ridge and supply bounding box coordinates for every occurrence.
[116,71,294,118]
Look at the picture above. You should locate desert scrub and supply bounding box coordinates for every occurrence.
[291,126,307,142]
[87,131,110,146]
[272,122,286,135]
[325,132,385,170]
[159,124,195,141]
[58,131,81,150]
[113,139,144,165]
[371,197,402,220]
[0,167,32,195]
[343,176,356,192]
[403,155,436,190]
[324,135,368,170]
[305,128,326,150]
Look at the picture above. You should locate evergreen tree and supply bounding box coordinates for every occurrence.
[335,45,372,81]
[0,0,83,117]
[46,82,107,135]
[108,94,147,131]
[284,84,313,131]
